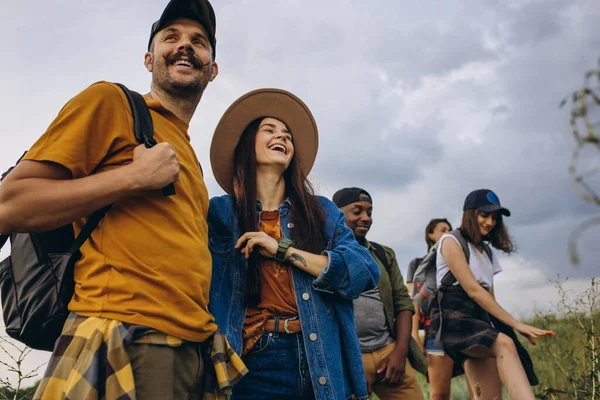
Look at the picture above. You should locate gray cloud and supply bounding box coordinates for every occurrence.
[505,0,565,46]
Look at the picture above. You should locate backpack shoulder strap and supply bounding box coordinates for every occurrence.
[448,229,493,262]
[370,241,391,272]
[0,235,8,250]
[115,83,155,146]
[68,206,112,254]
[483,243,493,263]
[448,229,470,261]
[114,83,175,196]
[440,229,471,288]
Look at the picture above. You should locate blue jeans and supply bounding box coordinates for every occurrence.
[232,331,315,400]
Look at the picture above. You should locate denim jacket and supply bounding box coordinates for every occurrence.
[207,195,381,400]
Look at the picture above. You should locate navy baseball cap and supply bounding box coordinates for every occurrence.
[332,187,372,208]
[463,189,511,217]
[149,0,217,59]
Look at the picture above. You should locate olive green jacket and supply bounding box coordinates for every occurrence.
[364,240,429,375]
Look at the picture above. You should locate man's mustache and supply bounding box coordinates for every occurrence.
[165,51,209,69]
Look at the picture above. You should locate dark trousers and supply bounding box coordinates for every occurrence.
[126,342,205,399]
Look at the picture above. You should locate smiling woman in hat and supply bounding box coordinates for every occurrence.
[428,189,552,400]
[206,89,380,400]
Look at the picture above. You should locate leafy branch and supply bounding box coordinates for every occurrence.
[560,59,600,265]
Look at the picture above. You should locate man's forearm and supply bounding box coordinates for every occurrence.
[0,165,139,233]
[393,310,413,354]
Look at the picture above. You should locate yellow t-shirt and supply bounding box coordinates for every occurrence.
[23,81,217,342]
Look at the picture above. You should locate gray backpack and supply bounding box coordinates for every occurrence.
[411,229,492,316]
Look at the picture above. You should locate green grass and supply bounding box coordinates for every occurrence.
[415,373,473,400]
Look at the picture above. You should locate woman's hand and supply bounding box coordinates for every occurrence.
[514,322,553,345]
[235,232,279,259]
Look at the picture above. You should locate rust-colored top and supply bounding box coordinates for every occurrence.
[242,210,297,354]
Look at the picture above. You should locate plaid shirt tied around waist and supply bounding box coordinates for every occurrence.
[34,313,248,400]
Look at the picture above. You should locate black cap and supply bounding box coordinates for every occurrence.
[332,187,373,208]
[148,0,217,59]
[463,189,511,217]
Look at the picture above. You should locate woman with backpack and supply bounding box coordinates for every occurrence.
[429,189,552,400]
[407,218,471,400]
[206,88,380,400]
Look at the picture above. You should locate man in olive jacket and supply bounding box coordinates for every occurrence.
[334,187,427,400]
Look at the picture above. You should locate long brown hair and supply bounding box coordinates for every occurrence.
[233,118,326,306]
[424,218,452,250]
[460,209,514,253]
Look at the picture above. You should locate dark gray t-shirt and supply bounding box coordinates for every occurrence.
[406,257,421,283]
[353,286,393,352]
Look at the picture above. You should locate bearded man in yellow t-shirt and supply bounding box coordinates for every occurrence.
[0,0,246,398]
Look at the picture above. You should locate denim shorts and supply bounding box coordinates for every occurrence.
[424,336,445,357]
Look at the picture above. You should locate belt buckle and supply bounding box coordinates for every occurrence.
[283,316,298,334]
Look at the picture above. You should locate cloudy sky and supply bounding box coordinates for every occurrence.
[1,0,599,386]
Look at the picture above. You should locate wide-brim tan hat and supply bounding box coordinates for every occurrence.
[210,88,319,195]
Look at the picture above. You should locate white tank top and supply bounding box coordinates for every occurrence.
[436,233,502,290]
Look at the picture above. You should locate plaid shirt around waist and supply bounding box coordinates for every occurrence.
[34,313,247,400]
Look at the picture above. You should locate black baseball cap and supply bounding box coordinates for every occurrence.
[148,0,217,59]
[463,189,511,217]
[332,187,373,208]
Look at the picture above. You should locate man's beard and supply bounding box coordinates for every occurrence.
[353,226,369,243]
[153,51,210,99]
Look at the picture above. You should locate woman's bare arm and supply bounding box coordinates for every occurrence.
[441,238,549,344]
[442,238,517,326]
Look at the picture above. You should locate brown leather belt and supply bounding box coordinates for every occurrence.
[264,317,301,334]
